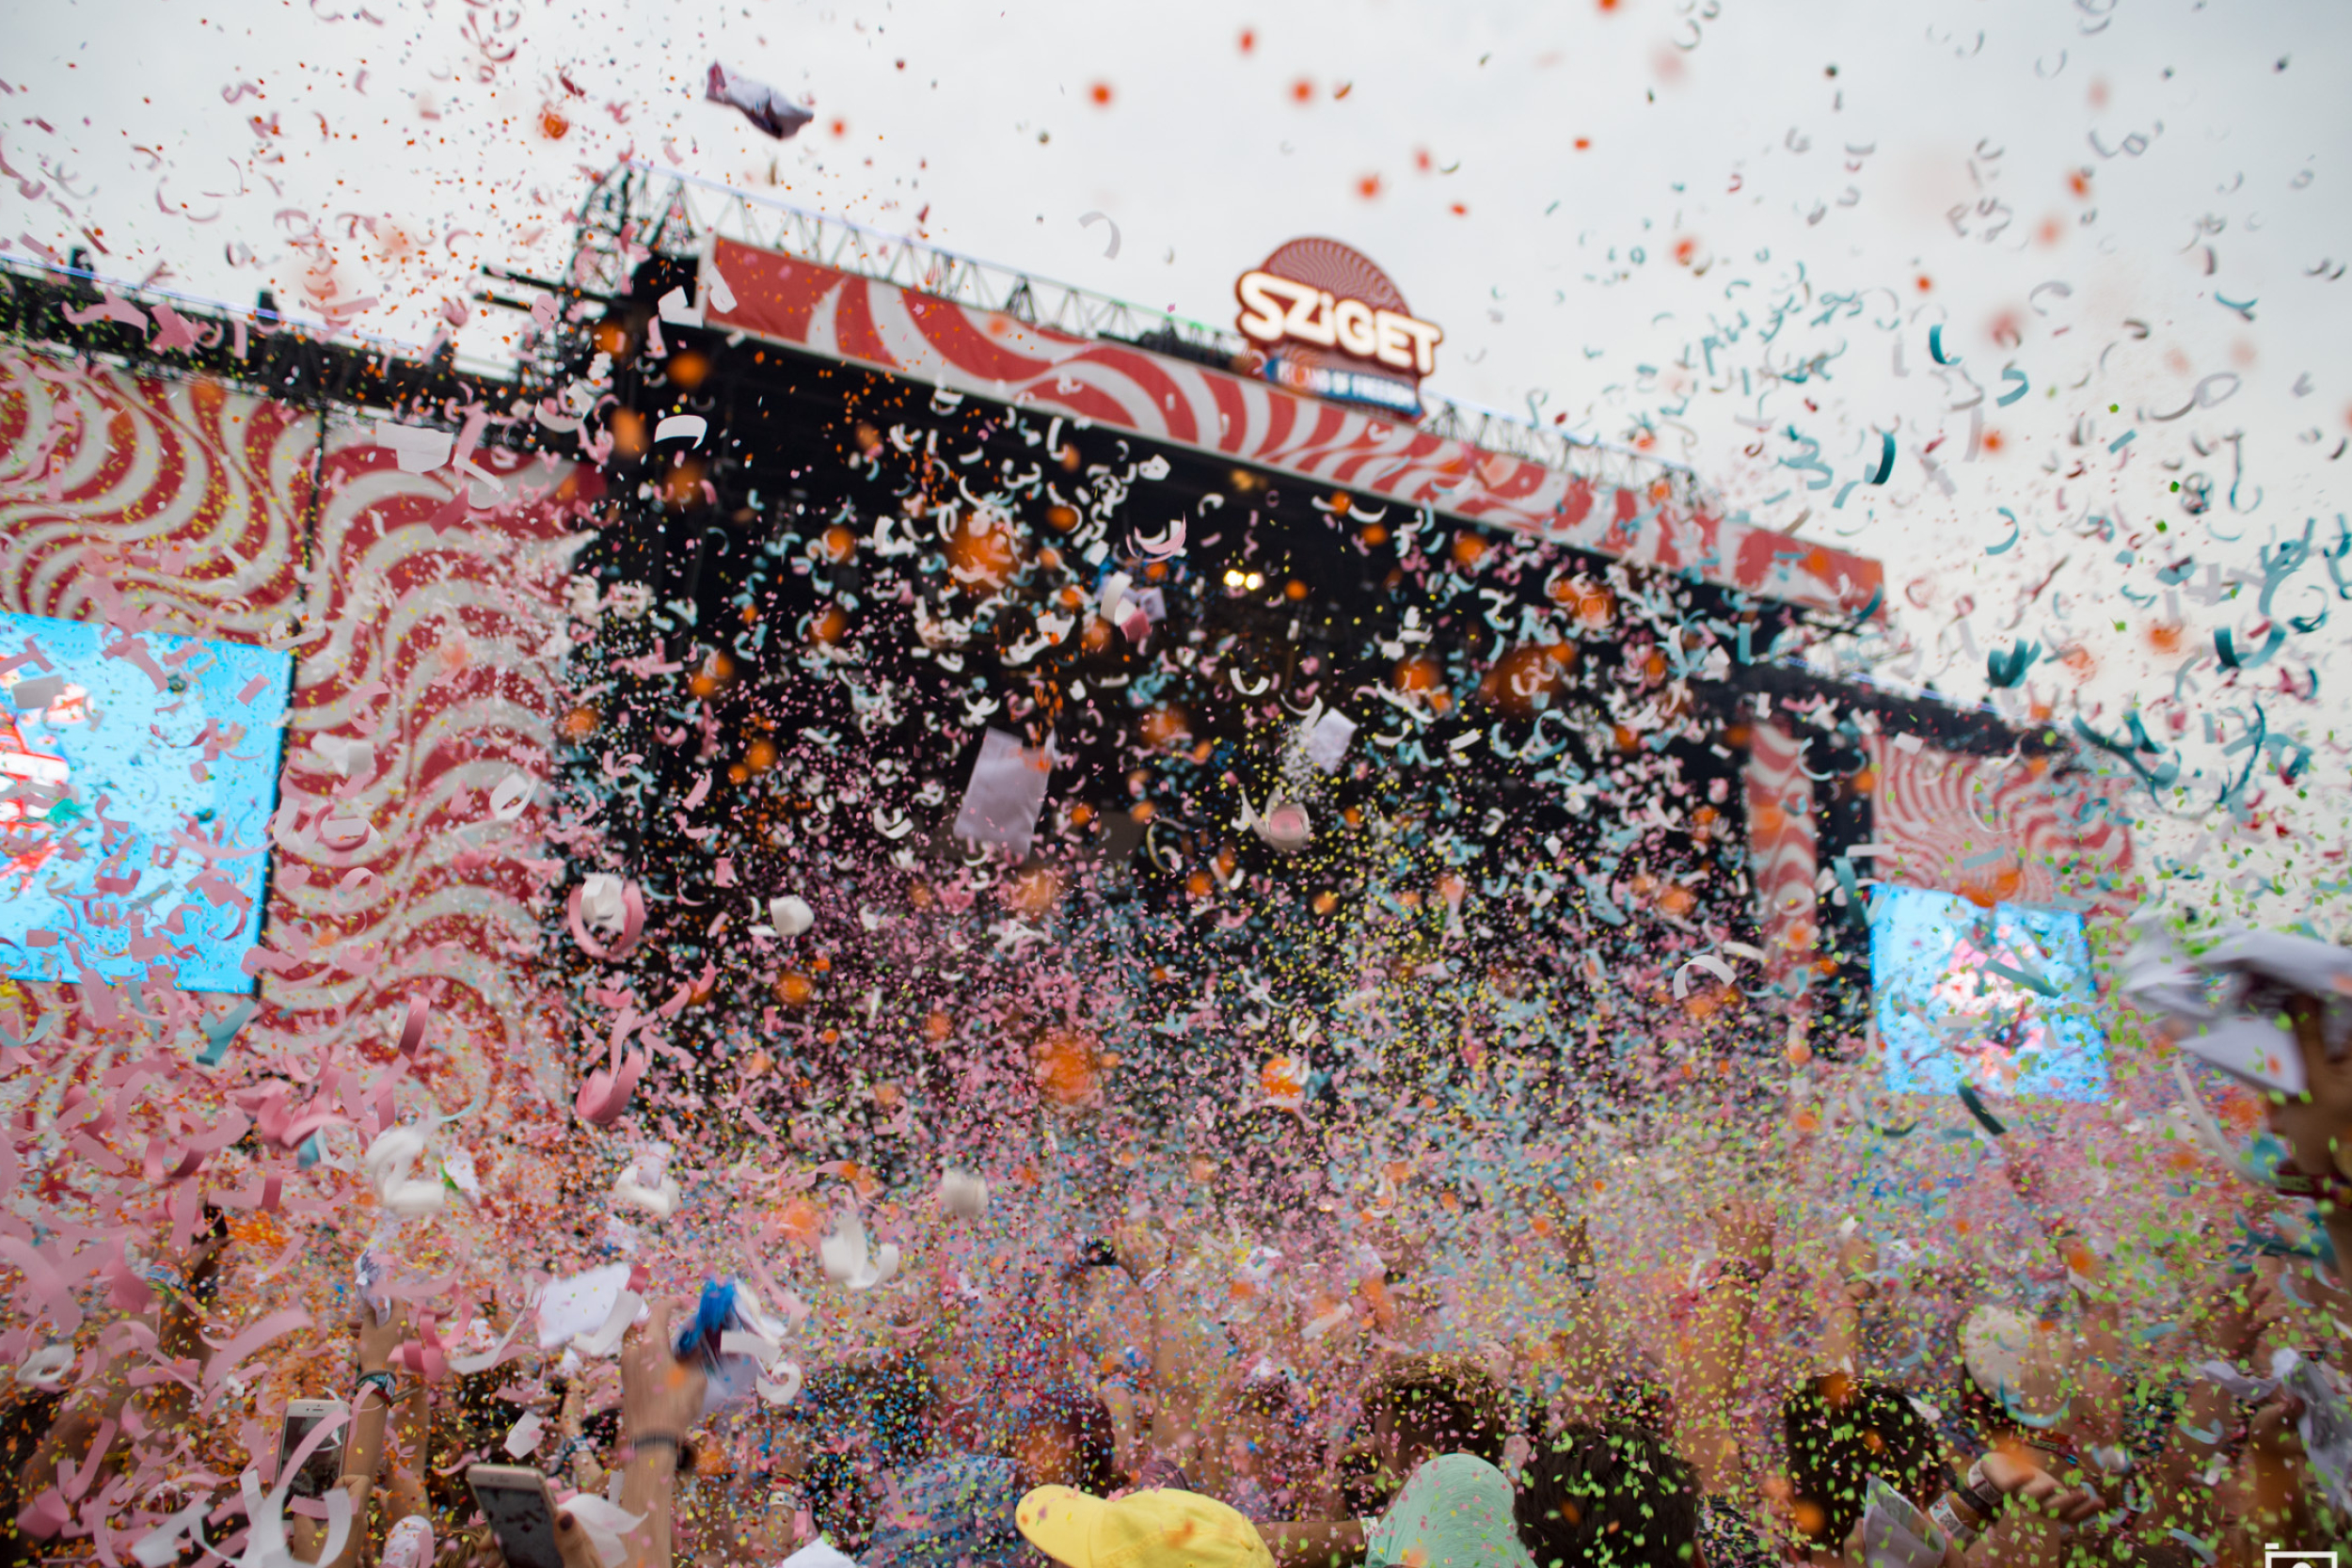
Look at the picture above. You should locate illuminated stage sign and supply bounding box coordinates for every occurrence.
[1234,238,1440,417]
[0,612,293,993]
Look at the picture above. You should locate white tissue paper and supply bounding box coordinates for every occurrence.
[535,1264,640,1352]
[2122,922,2352,1095]
[952,728,1053,860]
[818,1207,901,1291]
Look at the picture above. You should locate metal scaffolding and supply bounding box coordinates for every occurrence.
[566,163,1707,509]
[0,256,516,419]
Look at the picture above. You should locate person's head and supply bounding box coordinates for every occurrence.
[795,1359,940,1471]
[866,1356,941,1469]
[382,1514,435,1568]
[866,1455,1031,1568]
[1780,1376,1943,1548]
[1227,1375,1318,1494]
[800,1448,876,1553]
[433,1523,502,1568]
[1534,1336,1674,1438]
[1955,1305,2068,1438]
[1009,1390,1120,1494]
[1363,1355,1505,1478]
[1017,1486,1275,1568]
[0,1386,65,1568]
[1514,1421,1698,1568]
[1368,1454,1535,1568]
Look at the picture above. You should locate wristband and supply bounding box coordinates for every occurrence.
[1716,1258,1766,1289]
[1926,1496,1980,1547]
[630,1433,683,1462]
[1960,1459,2007,1515]
[355,1370,399,1403]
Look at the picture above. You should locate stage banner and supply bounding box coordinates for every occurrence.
[1742,719,1820,997]
[1861,733,2137,1105]
[699,235,1883,619]
[0,346,595,1152]
[1866,734,2136,918]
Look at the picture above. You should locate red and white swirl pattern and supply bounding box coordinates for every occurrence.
[1743,720,1819,986]
[1257,238,1412,314]
[1868,736,2136,916]
[0,346,591,1120]
[704,238,1884,618]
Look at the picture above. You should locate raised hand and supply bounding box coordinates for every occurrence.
[357,1299,409,1375]
[1712,1197,1773,1276]
[619,1300,706,1448]
[1976,1448,2104,1526]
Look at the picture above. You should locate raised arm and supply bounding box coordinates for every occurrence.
[1112,1222,1231,1492]
[16,1221,230,1527]
[1998,1151,2128,1447]
[1811,1229,1877,1381]
[1670,1198,1773,1499]
[616,1299,708,1568]
[142,1221,230,1428]
[290,1300,409,1568]
[1535,1207,1611,1396]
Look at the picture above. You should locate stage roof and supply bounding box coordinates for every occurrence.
[569,164,1884,621]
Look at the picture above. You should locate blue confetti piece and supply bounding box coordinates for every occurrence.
[2107,430,2136,452]
[1987,641,2040,687]
[2215,625,2286,670]
[1958,1082,2009,1136]
[198,998,260,1067]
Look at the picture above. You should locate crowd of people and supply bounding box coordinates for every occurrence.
[5,999,2350,1568]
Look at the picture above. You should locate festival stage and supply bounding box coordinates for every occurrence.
[0,168,2134,1249]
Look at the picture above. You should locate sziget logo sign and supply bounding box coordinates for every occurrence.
[1233,238,1441,417]
[2266,1548,2337,1568]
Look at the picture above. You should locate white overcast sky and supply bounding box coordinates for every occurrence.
[5,0,2349,917]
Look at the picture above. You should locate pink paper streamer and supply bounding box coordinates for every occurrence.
[201,1310,313,1387]
[565,882,645,960]
[0,1237,84,1335]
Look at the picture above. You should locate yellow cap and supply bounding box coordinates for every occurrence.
[1015,1488,1275,1568]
